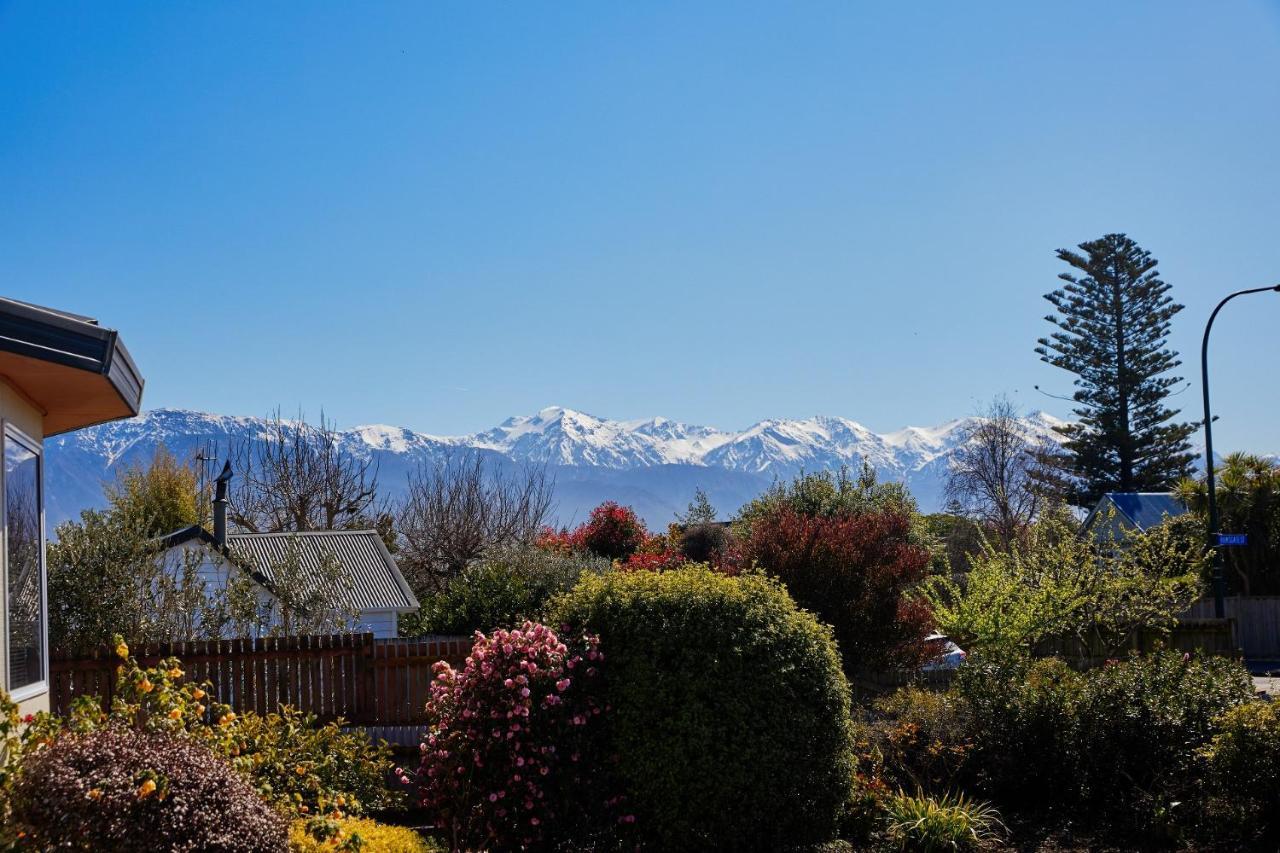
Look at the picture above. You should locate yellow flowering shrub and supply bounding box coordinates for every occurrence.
[288,817,444,853]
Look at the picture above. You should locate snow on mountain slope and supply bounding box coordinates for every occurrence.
[45,406,1072,527]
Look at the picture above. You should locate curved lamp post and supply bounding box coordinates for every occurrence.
[1201,284,1280,618]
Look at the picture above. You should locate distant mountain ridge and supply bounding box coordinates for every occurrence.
[45,406,1071,529]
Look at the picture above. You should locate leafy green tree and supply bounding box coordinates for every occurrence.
[1177,453,1280,595]
[921,506,1204,658]
[1036,233,1196,505]
[48,509,226,652]
[103,445,202,535]
[735,463,921,537]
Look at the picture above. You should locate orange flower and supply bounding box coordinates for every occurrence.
[115,642,129,659]
[136,779,157,799]
[191,688,206,700]
[87,788,103,800]
[138,678,153,693]
[295,765,307,776]
[194,704,205,716]
[168,708,183,720]
[167,668,183,679]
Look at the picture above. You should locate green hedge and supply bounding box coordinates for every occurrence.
[550,565,855,851]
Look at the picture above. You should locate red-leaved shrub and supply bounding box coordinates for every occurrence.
[11,725,287,852]
[418,621,626,851]
[746,506,934,671]
[574,501,647,560]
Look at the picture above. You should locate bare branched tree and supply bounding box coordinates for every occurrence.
[229,409,383,533]
[396,453,555,596]
[945,396,1046,550]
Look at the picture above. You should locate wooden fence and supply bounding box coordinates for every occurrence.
[1183,596,1280,659]
[1034,618,1239,668]
[49,634,471,726]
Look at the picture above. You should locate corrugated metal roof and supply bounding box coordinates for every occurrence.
[1105,492,1188,530]
[227,530,418,612]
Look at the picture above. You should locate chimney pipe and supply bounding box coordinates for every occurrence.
[213,461,232,546]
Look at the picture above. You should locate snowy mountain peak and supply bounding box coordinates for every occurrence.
[44,405,1079,527]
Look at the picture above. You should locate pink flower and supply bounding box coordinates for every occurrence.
[556,678,571,692]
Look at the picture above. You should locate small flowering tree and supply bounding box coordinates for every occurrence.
[418,621,627,850]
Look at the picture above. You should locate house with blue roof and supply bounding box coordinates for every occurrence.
[1083,492,1189,542]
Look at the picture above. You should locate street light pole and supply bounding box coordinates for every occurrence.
[1200,284,1280,618]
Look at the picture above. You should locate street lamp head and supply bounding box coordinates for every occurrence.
[1272,284,1280,292]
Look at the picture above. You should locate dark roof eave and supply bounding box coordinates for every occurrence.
[0,297,145,433]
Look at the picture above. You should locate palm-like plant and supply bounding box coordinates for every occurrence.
[1177,453,1280,595]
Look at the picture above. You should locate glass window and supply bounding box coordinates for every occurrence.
[6,431,43,692]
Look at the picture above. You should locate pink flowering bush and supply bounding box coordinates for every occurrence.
[418,621,627,851]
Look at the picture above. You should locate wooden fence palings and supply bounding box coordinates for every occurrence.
[49,634,471,725]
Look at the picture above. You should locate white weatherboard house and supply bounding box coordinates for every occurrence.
[157,467,419,639]
[0,298,145,715]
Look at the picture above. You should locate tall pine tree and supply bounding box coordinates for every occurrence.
[1036,233,1196,506]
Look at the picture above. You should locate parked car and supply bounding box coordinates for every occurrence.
[921,632,967,671]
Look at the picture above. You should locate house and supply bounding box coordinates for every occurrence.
[1082,492,1189,541]
[157,469,419,639]
[0,298,145,715]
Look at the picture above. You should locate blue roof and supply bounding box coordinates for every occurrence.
[1104,492,1188,530]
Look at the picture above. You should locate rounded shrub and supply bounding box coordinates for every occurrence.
[549,565,856,851]
[11,725,287,852]
[407,546,608,636]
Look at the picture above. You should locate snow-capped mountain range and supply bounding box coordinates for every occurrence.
[45,406,1070,528]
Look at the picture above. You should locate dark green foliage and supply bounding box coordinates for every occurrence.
[1177,453,1280,595]
[403,545,608,636]
[550,565,855,852]
[1036,233,1196,505]
[676,522,728,563]
[1199,701,1280,847]
[955,652,1252,823]
[11,726,288,852]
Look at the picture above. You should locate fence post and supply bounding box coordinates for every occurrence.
[357,633,376,725]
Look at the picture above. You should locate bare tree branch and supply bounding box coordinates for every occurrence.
[945,396,1046,550]
[229,408,383,533]
[395,453,555,596]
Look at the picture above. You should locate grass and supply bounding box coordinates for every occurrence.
[883,790,1006,852]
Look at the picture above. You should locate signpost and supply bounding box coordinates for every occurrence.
[1215,533,1248,547]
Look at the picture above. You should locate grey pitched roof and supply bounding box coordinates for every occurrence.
[227,529,419,612]
[1091,492,1189,531]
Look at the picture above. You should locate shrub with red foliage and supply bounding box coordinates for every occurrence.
[745,507,934,672]
[418,621,628,851]
[621,550,686,572]
[576,501,647,560]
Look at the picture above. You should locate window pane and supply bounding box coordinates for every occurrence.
[6,437,42,691]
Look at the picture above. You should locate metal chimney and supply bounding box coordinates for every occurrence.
[213,461,232,546]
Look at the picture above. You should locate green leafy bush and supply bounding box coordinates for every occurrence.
[10,725,287,852]
[1199,701,1280,845]
[1069,650,1253,816]
[882,790,1004,853]
[227,707,401,817]
[405,546,608,636]
[951,651,1253,826]
[550,565,855,851]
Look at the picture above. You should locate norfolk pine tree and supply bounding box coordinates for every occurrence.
[1036,234,1196,506]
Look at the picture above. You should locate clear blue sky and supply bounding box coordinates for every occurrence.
[3,2,1279,451]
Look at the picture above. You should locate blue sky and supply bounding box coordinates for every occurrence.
[3,2,1279,451]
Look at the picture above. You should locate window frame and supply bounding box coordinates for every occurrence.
[2,421,47,702]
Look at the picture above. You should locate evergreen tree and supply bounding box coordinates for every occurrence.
[1036,233,1196,505]
[676,487,718,525]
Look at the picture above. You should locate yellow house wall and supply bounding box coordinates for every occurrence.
[0,382,48,716]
